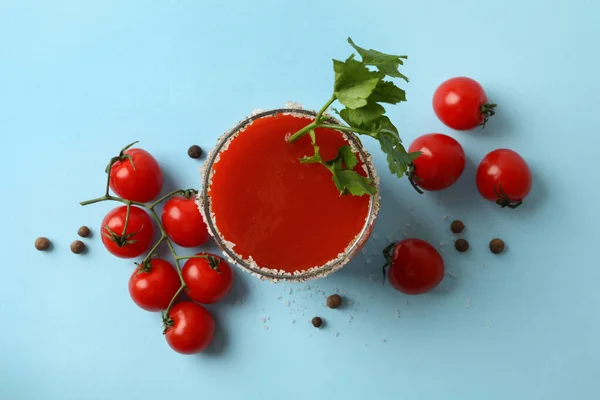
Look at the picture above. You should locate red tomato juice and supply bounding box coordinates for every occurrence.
[207,112,372,273]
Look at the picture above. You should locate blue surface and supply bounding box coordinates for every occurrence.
[1,1,599,399]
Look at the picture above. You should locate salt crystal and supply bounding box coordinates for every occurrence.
[366,258,372,264]
[276,296,282,300]
[263,325,269,330]
[250,108,264,116]
[395,310,400,318]
[285,300,290,307]
[440,241,445,246]
[442,215,448,220]
[267,316,271,321]
[403,232,408,237]
[465,300,472,308]
[446,271,457,279]
[405,223,411,227]
[373,233,379,239]
[292,319,295,324]
[284,101,303,109]
[305,285,311,290]
[260,317,266,323]
[288,288,292,294]
[381,338,387,343]
[349,316,354,322]
[334,332,339,337]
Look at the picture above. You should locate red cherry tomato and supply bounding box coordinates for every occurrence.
[385,239,444,295]
[182,253,234,304]
[433,77,496,130]
[161,195,210,248]
[109,147,163,202]
[164,301,215,354]
[476,149,532,208]
[128,259,181,312]
[101,206,154,258]
[408,133,465,191]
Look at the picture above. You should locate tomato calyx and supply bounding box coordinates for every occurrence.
[407,164,424,194]
[101,224,141,247]
[493,184,523,209]
[104,141,139,173]
[134,260,153,274]
[161,312,174,334]
[181,189,198,200]
[479,103,497,129]
[183,254,221,273]
[381,242,396,283]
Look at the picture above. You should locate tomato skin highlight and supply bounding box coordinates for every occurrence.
[388,239,445,295]
[433,77,492,131]
[164,302,215,354]
[182,254,234,304]
[162,196,210,248]
[408,133,465,191]
[128,259,181,312]
[109,148,163,202]
[100,206,154,258]
[476,149,532,207]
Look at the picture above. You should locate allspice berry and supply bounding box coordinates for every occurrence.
[70,240,86,254]
[326,294,342,309]
[78,226,91,238]
[455,238,469,252]
[489,238,505,254]
[188,145,203,159]
[35,237,51,251]
[311,317,323,328]
[450,220,465,234]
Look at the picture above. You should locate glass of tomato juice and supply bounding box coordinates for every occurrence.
[198,108,380,282]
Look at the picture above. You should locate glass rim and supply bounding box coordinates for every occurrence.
[199,107,380,282]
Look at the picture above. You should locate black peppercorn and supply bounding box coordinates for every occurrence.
[450,220,465,234]
[188,145,203,159]
[489,238,505,254]
[326,294,342,309]
[35,237,50,251]
[71,240,86,254]
[78,226,91,238]
[311,317,323,328]
[455,238,469,252]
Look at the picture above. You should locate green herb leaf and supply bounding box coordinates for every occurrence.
[333,58,381,109]
[369,81,406,104]
[378,131,419,178]
[338,146,358,169]
[348,37,409,82]
[339,103,385,131]
[336,169,377,196]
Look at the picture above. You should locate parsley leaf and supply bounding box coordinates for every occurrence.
[369,81,406,104]
[333,58,381,109]
[348,38,409,82]
[339,103,385,131]
[338,145,358,169]
[378,131,421,178]
[336,169,377,196]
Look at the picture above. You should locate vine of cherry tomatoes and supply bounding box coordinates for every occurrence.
[81,141,234,355]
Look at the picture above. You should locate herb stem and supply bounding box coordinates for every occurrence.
[314,94,337,124]
[317,123,376,137]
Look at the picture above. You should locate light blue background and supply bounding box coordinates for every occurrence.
[1,1,599,399]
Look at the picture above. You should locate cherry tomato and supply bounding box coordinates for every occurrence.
[109,147,163,202]
[162,195,210,248]
[182,253,234,304]
[408,133,465,191]
[433,77,496,130]
[476,149,532,209]
[128,259,181,312]
[101,206,154,258]
[385,239,444,295]
[164,301,215,354]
